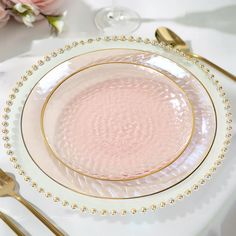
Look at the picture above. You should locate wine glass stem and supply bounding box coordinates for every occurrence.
[112,0,116,8]
[110,0,120,20]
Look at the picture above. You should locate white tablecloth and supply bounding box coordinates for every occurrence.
[0,1,235,235]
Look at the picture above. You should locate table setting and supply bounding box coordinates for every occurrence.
[0,0,235,235]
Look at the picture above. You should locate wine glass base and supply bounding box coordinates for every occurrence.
[95,6,141,34]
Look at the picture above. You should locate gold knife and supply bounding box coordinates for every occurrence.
[0,211,26,236]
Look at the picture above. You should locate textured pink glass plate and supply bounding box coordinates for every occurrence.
[21,49,216,198]
[42,63,193,180]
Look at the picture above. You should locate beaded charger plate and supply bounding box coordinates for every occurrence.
[21,48,215,199]
[2,36,232,216]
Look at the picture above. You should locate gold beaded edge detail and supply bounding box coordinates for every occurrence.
[1,36,232,216]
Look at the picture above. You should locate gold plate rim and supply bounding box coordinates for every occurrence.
[40,61,195,181]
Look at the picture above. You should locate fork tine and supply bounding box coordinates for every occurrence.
[0,179,5,186]
[0,169,7,177]
[0,170,7,179]
[0,169,12,182]
[0,169,10,177]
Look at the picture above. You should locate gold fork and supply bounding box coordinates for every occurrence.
[0,210,26,236]
[155,27,236,81]
[0,169,65,236]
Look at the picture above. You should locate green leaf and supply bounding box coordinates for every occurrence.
[46,15,64,34]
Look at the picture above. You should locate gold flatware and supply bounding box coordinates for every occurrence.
[0,169,65,236]
[155,27,236,81]
[0,210,26,236]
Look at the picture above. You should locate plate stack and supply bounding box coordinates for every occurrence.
[2,36,232,215]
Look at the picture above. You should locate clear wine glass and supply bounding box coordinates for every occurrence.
[95,1,141,34]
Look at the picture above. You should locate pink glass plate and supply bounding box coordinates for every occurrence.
[42,63,193,181]
[21,49,216,198]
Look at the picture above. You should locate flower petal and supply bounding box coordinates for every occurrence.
[13,3,28,13]
[47,15,64,34]
[22,13,36,27]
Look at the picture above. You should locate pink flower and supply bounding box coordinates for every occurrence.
[0,2,10,28]
[2,0,30,7]
[31,0,64,15]
[1,0,64,33]
[2,0,64,15]
[2,1,40,26]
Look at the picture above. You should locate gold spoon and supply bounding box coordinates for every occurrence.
[0,211,26,236]
[155,27,236,81]
[0,169,65,236]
